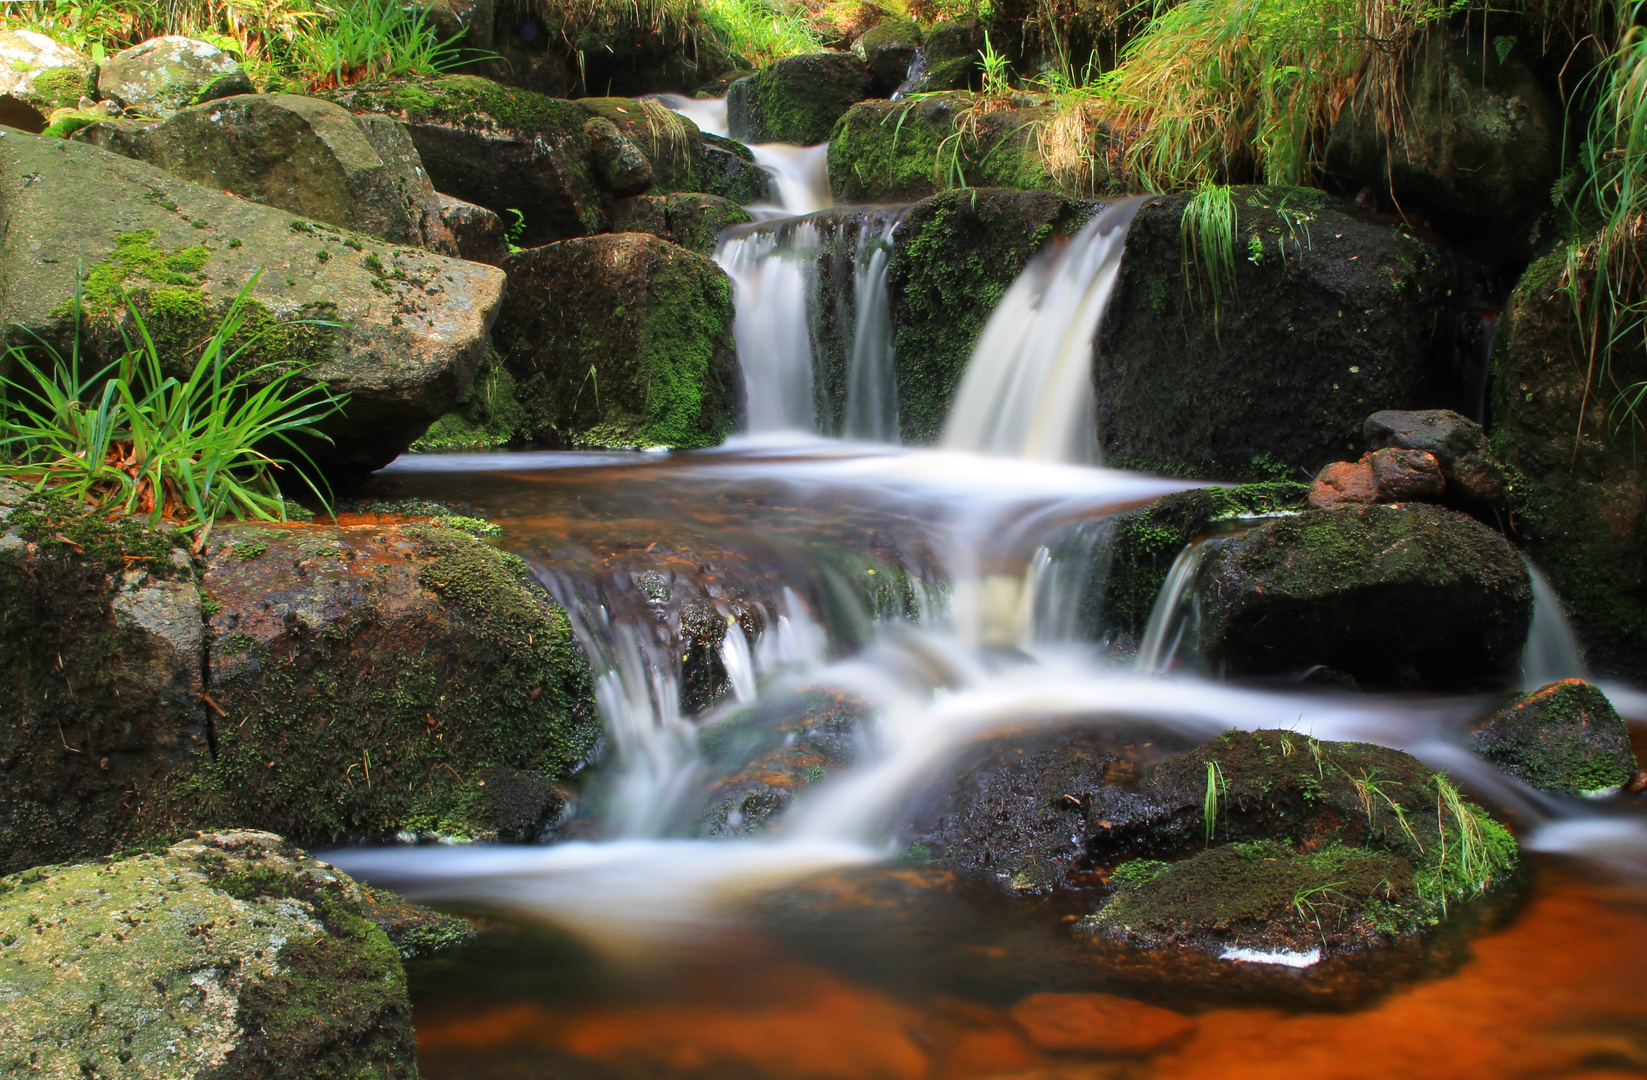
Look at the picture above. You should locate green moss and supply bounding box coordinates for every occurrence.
[1108,858,1170,889]
[634,260,734,448]
[1475,679,1637,795]
[410,351,526,452]
[7,495,189,575]
[28,66,91,111]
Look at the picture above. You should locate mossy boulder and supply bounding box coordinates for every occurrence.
[1095,187,1458,479]
[96,36,253,118]
[853,20,922,96]
[830,94,1109,203]
[1193,503,1532,687]
[1473,679,1638,796]
[700,131,774,204]
[612,191,754,255]
[77,93,457,252]
[177,519,598,845]
[728,52,873,145]
[574,96,704,193]
[0,29,95,112]
[899,18,982,95]
[0,830,418,1078]
[410,347,525,451]
[497,232,740,448]
[1488,243,1647,679]
[1326,33,1562,243]
[0,490,207,875]
[887,188,1095,442]
[0,130,504,479]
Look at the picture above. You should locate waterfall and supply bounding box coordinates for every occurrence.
[1136,538,1217,673]
[1521,561,1585,689]
[942,196,1148,463]
[653,93,832,215]
[714,208,909,439]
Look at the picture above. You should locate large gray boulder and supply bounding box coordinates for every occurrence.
[96,35,253,118]
[0,29,94,112]
[76,93,457,253]
[0,831,419,1079]
[497,232,740,448]
[1094,187,1457,479]
[0,130,503,477]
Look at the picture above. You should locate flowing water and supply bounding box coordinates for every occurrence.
[328,170,1647,1080]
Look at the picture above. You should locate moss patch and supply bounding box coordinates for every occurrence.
[1474,678,1638,795]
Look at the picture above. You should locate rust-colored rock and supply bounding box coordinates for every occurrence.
[1308,458,1378,508]
[1370,446,1446,502]
[1009,991,1196,1054]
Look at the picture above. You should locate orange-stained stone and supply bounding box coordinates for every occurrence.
[1009,992,1195,1054]
[1308,459,1378,508]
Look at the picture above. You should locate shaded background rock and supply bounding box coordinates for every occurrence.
[438,192,510,264]
[1473,678,1639,796]
[1363,408,1509,517]
[96,35,252,117]
[497,232,740,449]
[1193,503,1532,686]
[729,51,873,145]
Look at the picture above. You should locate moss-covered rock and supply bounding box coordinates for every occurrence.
[1193,503,1532,687]
[1473,679,1639,796]
[700,131,774,204]
[853,19,922,96]
[497,232,740,448]
[77,93,457,253]
[612,191,754,255]
[728,51,873,145]
[574,96,704,194]
[170,519,598,845]
[0,490,207,875]
[410,347,526,452]
[830,94,1110,203]
[0,830,418,1078]
[96,36,253,118]
[0,130,504,480]
[1095,187,1458,479]
[0,29,95,112]
[1488,243,1647,679]
[887,189,1095,442]
[1326,32,1562,243]
[899,18,982,95]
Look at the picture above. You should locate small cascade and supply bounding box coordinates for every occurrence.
[1522,561,1586,689]
[942,197,1148,462]
[653,93,832,215]
[1136,538,1217,673]
[715,219,823,434]
[715,207,910,438]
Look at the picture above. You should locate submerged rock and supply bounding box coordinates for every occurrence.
[76,93,457,252]
[0,29,95,113]
[612,191,754,255]
[1194,503,1532,687]
[96,36,253,118]
[1326,33,1562,243]
[0,831,418,1078]
[1489,243,1647,679]
[1094,187,1457,479]
[0,129,504,479]
[728,51,873,145]
[497,232,740,449]
[888,189,1096,442]
[1473,679,1639,796]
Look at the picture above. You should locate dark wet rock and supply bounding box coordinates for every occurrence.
[830,92,1106,203]
[1096,187,1457,480]
[0,93,46,132]
[1085,483,1308,644]
[410,346,526,451]
[180,520,598,844]
[1193,503,1532,686]
[408,0,494,49]
[888,189,1096,442]
[438,192,510,265]
[0,491,206,875]
[96,36,253,118]
[898,18,982,94]
[0,830,418,1078]
[584,114,653,194]
[1473,679,1639,796]
[1364,408,1509,517]
[0,129,504,480]
[497,232,740,449]
[700,131,774,204]
[76,93,457,252]
[0,29,94,112]
[1489,242,1647,679]
[1326,33,1562,242]
[357,885,476,959]
[728,52,873,145]
[574,96,703,194]
[612,192,754,255]
[853,20,922,96]
[695,689,869,837]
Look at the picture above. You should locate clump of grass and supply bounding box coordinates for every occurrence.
[0,273,344,547]
[1203,758,1226,844]
[1182,179,1238,320]
[293,0,470,89]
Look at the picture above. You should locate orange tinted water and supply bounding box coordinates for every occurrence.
[411,859,1647,1080]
